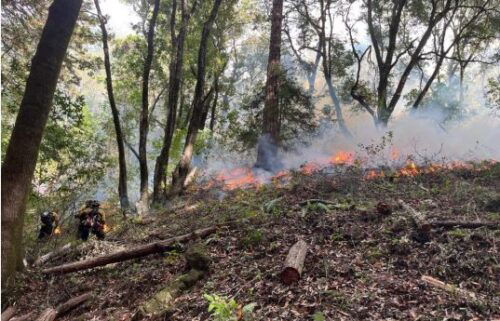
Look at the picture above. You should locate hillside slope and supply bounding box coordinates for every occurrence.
[4,162,500,320]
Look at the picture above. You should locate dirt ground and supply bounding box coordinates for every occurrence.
[4,161,500,320]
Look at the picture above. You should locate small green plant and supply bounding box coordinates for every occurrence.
[240,228,265,248]
[262,197,282,215]
[312,311,326,321]
[204,294,256,321]
[301,202,329,217]
[448,229,468,239]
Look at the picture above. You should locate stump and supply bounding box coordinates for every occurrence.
[280,240,308,285]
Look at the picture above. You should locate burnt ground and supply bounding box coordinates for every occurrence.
[3,161,500,321]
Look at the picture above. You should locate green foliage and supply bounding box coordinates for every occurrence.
[486,76,500,113]
[241,228,265,249]
[204,294,256,321]
[27,93,112,227]
[312,311,326,321]
[301,202,330,217]
[262,197,283,215]
[223,73,316,151]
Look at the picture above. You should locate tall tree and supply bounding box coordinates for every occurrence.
[347,0,466,125]
[255,0,284,171]
[170,0,224,195]
[138,0,160,214]
[152,0,198,204]
[94,0,130,212]
[410,1,494,109]
[1,0,83,284]
[290,0,352,136]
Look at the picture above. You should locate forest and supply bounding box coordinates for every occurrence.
[1,0,500,320]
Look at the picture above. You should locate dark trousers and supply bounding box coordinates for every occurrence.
[78,223,105,241]
[38,224,53,239]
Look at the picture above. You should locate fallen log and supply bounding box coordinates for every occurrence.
[34,243,74,266]
[280,240,308,285]
[421,275,481,302]
[36,292,92,321]
[9,312,35,321]
[138,246,210,318]
[1,307,16,321]
[397,199,430,231]
[42,226,217,274]
[430,221,499,230]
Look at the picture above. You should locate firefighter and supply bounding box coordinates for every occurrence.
[75,200,106,241]
[38,211,59,239]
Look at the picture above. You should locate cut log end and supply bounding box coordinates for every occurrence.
[280,267,300,285]
[281,240,308,285]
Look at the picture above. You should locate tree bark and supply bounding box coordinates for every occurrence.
[36,292,92,321]
[94,0,129,211]
[1,0,83,285]
[34,242,73,266]
[138,0,161,214]
[255,0,284,171]
[209,79,219,131]
[397,199,431,232]
[36,309,57,321]
[421,275,481,302]
[325,76,351,137]
[152,0,197,204]
[280,240,308,285]
[9,312,35,321]
[42,226,217,274]
[1,307,16,321]
[170,0,223,196]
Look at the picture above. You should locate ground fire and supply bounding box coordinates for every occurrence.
[205,150,498,191]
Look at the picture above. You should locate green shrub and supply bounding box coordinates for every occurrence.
[204,294,256,321]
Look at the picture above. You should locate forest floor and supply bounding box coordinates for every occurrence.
[4,161,500,321]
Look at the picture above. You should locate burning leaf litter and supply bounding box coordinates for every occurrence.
[203,148,498,191]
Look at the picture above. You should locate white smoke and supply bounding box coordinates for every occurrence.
[200,107,500,179]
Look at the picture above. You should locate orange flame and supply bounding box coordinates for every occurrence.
[216,168,260,190]
[300,162,322,174]
[365,170,385,180]
[390,147,400,160]
[103,224,110,233]
[397,161,420,177]
[53,227,61,235]
[329,150,355,165]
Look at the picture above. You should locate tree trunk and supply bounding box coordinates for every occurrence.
[170,0,223,196]
[325,76,351,137]
[94,0,129,211]
[152,0,194,204]
[307,48,321,96]
[280,240,308,285]
[377,95,390,127]
[255,0,284,172]
[42,226,217,274]
[1,0,83,286]
[412,58,445,109]
[459,64,465,105]
[138,0,161,214]
[200,85,216,130]
[209,79,219,131]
